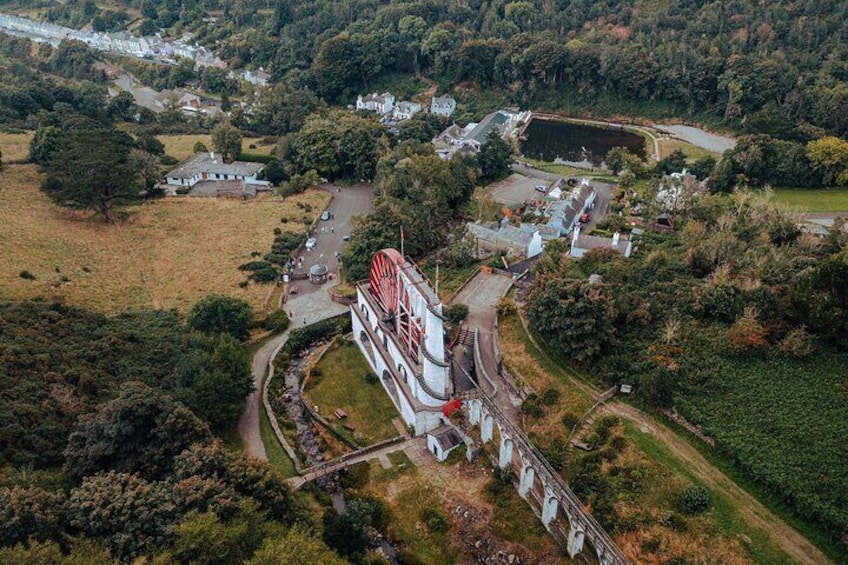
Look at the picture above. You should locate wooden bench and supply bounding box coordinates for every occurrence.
[333,409,348,420]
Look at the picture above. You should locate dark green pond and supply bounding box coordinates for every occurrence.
[520,119,646,166]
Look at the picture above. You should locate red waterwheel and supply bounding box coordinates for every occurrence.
[397,289,422,363]
[369,248,403,317]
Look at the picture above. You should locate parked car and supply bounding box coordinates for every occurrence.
[534,185,547,192]
[305,237,317,250]
[342,234,351,241]
[579,213,591,224]
[320,211,330,221]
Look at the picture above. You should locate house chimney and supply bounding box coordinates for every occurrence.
[209,151,216,163]
[572,225,580,245]
[612,232,620,247]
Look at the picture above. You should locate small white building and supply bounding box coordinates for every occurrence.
[392,101,422,121]
[356,92,395,115]
[164,152,265,189]
[426,425,464,462]
[244,67,271,86]
[430,95,456,118]
[570,226,632,258]
[467,221,543,259]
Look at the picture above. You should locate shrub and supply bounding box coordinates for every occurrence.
[778,325,815,358]
[561,412,581,431]
[443,303,469,325]
[364,371,378,384]
[262,310,290,333]
[19,270,36,280]
[496,298,516,317]
[540,387,561,405]
[273,227,282,235]
[309,366,322,379]
[160,155,179,166]
[396,549,426,565]
[187,295,253,341]
[420,508,449,532]
[677,485,710,514]
[521,393,544,418]
[176,187,191,195]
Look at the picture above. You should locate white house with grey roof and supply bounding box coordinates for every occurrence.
[430,95,456,117]
[570,226,632,258]
[392,100,422,121]
[164,152,267,192]
[356,92,395,115]
[467,220,543,259]
[432,108,530,159]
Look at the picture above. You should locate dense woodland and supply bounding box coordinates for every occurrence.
[0,299,349,562]
[14,0,848,139]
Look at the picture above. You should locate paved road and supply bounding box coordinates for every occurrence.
[238,183,374,460]
[114,73,164,114]
[450,272,520,419]
[291,183,373,299]
[509,164,615,232]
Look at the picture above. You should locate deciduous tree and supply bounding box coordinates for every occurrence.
[212,122,243,163]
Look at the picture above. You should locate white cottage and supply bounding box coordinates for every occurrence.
[165,152,264,189]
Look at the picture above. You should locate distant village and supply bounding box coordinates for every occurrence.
[0,13,270,85]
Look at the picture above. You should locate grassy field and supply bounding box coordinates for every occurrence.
[622,422,795,564]
[772,188,848,213]
[656,137,720,161]
[0,132,276,164]
[0,164,328,314]
[0,132,34,161]
[498,313,594,429]
[157,134,276,160]
[304,340,399,446]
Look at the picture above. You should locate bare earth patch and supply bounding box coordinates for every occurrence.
[0,164,328,314]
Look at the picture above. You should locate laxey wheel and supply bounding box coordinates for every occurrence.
[369,248,402,316]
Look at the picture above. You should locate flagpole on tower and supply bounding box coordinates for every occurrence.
[400,225,405,258]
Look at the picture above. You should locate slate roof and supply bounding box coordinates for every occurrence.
[465,111,510,145]
[428,425,463,451]
[166,152,263,180]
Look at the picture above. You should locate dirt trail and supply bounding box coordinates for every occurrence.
[513,309,830,564]
[599,402,831,565]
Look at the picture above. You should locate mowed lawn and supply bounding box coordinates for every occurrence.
[304,340,399,445]
[0,164,328,314]
[158,134,276,160]
[772,188,848,213]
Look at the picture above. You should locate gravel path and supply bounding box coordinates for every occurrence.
[655,124,736,154]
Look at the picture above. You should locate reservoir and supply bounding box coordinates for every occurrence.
[521,118,647,166]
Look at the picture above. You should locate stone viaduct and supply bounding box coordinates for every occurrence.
[462,387,629,565]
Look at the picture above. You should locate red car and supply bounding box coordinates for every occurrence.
[579,213,591,224]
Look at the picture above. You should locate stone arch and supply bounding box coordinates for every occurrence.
[397,363,408,383]
[518,458,536,499]
[381,369,401,405]
[359,330,375,362]
[498,435,514,469]
[360,303,369,321]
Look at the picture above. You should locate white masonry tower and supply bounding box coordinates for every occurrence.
[351,248,452,434]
